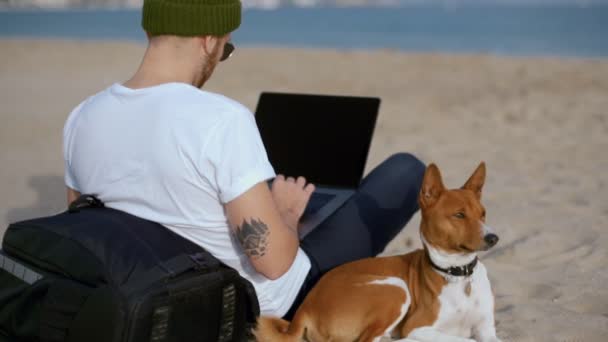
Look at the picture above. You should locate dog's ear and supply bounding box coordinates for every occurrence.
[419,164,446,209]
[462,162,486,199]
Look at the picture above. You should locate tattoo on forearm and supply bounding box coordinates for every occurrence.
[234,218,270,259]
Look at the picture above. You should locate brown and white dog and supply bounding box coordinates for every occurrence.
[254,162,501,342]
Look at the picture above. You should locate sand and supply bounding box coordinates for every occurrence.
[1,39,607,341]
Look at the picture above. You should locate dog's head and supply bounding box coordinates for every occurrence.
[419,162,498,254]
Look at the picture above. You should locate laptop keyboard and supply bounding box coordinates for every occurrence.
[301,192,336,221]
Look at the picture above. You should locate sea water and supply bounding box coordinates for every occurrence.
[0,5,607,58]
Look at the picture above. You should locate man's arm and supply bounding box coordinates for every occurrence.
[225,177,313,280]
[66,187,81,206]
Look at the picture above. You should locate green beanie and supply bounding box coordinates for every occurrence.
[142,0,241,37]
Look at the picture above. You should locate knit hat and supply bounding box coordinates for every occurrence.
[142,0,241,37]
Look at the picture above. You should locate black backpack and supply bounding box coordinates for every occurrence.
[0,196,259,342]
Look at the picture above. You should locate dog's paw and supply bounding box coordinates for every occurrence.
[479,337,501,342]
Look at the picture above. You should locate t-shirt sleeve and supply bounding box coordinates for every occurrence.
[206,109,276,204]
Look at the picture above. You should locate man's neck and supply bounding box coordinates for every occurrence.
[124,45,203,89]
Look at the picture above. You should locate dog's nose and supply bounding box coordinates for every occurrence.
[484,233,499,247]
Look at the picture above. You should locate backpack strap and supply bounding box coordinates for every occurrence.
[123,252,220,293]
[0,253,43,285]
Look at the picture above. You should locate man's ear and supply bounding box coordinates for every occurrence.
[200,36,220,57]
[462,162,486,199]
[419,164,446,209]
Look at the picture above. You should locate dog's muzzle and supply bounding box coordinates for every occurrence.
[483,233,499,250]
[481,222,499,250]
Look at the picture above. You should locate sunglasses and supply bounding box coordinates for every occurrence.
[220,42,235,62]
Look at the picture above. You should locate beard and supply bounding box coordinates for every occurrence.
[195,42,222,88]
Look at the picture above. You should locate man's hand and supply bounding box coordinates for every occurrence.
[67,187,81,206]
[270,175,315,232]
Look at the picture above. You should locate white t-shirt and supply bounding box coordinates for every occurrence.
[63,82,311,317]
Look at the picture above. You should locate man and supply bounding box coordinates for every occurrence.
[63,0,425,318]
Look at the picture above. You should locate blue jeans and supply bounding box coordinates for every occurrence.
[284,153,426,320]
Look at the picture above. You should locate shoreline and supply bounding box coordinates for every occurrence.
[2,37,608,61]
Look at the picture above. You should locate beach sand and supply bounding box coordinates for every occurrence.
[1,39,607,341]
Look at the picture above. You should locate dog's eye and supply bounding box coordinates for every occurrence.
[454,212,466,219]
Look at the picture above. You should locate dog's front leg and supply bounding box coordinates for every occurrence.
[403,327,476,342]
[471,293,501,342]
[472,317,501,342]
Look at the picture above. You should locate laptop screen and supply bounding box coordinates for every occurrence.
[255,92,380,188]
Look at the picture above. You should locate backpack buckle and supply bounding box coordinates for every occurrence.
[68,195,105,213]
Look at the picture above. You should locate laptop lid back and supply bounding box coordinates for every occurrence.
[255,92,380,188]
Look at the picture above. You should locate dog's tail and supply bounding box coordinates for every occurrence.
[253,313,309,342]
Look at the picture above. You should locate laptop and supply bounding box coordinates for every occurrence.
[254,92,380,239]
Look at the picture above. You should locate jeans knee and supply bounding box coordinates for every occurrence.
[364,153,426,196]
[386,153,426,183]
